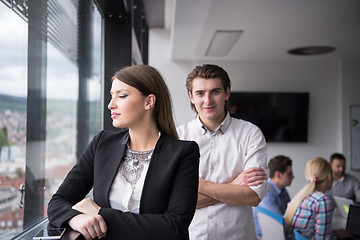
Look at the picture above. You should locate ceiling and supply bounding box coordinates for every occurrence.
[146,0,360,61]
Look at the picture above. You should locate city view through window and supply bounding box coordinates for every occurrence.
[0,4,27,238]
[0,2,102,239]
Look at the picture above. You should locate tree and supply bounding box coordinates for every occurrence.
[0,127,9,162]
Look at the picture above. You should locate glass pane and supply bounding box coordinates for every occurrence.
[44,43,79,212]
[89,8,103,138]
[0,3,28,239]
[43,0,103,218]
[0,1,103,239]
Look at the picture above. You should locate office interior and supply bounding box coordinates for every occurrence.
[0,0,359,239]
[149,0,360,198]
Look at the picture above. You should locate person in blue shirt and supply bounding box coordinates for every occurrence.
[253,155,294,238]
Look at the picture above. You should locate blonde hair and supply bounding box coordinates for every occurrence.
[112,65,178,139]
[284,157,331,232]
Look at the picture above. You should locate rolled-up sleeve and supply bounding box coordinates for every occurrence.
[244,126,270,199]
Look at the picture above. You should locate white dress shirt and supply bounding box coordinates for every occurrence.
[177,113,269,240]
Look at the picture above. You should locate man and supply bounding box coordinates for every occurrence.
[327,153,360,202]
[177,64,270,240]
[252,155,294,237]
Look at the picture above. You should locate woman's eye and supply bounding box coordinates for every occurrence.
[119,94,128,98]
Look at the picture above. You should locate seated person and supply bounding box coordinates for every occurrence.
[326,152,360,203]
[284,157,335,239]
[253,155,294,237]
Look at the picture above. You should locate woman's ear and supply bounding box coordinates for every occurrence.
[145,94,156,110]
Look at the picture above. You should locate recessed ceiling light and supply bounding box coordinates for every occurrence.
[205,30,243,57]
[288,46,336,56]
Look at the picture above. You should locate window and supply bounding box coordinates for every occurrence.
[0,3,27,238]
[0,1,102,239]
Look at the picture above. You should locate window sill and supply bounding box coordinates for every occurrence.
[11,218,82,240]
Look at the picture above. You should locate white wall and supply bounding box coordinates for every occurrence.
[341,60,360,183]
[148,29,196,126]
[149,28,360,197]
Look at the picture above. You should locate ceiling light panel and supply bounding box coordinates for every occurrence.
[205,30,243,57]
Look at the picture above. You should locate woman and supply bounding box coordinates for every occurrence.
[284,157,334,239]
[47,65,200,240]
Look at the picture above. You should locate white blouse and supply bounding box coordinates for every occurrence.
[109,159,151,214]
[109,133,160,213]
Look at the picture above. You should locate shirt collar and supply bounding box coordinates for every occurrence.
[338,175,346,182]
[269,178,282,195]
[195,116,207,135]
[196,112,232,135]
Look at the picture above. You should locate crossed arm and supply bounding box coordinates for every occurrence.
[68,199,106,240]
[67,167,266,239]
[197,167,266,209]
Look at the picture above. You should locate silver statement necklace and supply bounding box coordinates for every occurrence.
[121,146,154,185]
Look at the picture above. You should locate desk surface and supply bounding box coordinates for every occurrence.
[333,215,347,230]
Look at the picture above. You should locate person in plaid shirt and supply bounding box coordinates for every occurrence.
[284,157,334,240]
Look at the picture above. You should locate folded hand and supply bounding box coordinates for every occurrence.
[68,214,107,240]
[231,167,267,187]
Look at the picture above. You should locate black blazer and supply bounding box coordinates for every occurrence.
[48,129,200,240]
